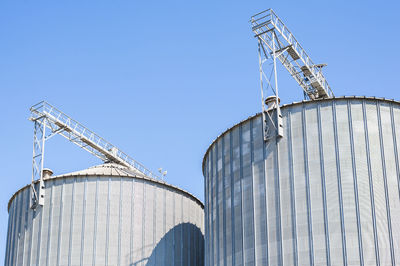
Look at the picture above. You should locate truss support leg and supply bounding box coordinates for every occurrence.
[31,119,46,209]
[272,33,283,138]
[258,41,268,142]
[258,34,283,142]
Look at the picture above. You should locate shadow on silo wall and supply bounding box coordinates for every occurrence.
[129,223,204,266]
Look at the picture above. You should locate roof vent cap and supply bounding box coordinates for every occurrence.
[42,168,53,179]
[265,96,280,111]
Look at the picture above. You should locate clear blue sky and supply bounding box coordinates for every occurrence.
[1,0,399,262]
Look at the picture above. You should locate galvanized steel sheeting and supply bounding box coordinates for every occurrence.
[5,175,204,266]
[203,98,400,266]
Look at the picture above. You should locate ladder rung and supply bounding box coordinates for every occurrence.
[254,27,274,38]
[251,20,272,31]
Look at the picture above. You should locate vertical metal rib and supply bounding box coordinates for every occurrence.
[262,121,269,266]
[26,192,34,266]
[153,183,157,264]
[362,101,380,265]
[105,178,111,265]
[4,197,13,266]
[13,196,20,266]
[92,178,99,266]
[229,131,236,266]
[33,194,42,266]
[172,185,175,265]
[14,191,24,266]
[129,179,134,265]
[390,104,400,207]
[332,101,348,266]
[30,188,39,265]
[287,111,298,266]
[80,178,87,266]
[188,201,191,265]
[221,137,227,266]
[302,104,314,266]
[274,120,283,266]
[56,180,65,266]
[163,186,166,264]
[239,125,245,266]
[389,104,400,212]
[36,190,43,266]
[141,181,145,264]
[209,156,211,266]
[376,103,395,266]
[45,183,54,266]
[205,157,209,266]
[23,189,31,266]
[215,143,220,266]
[250,119,257,265]
[180,194,184,266]
[118,178,123,266]
[210,148,214,265]
[68,178,75,266]
[317,104,331,266]
[347,101,364,265]
[152,184,156,264]
[8,192,18,266]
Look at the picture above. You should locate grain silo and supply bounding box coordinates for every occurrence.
[201,9,399,266]
[5,101,204,266]
[5,163,204,266]
[202,97,400,266]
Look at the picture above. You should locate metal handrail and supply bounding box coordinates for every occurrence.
[30,101,160,179]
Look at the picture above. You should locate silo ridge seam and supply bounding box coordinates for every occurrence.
[221,136,227,266]
[376,103,396,266]
[317,104,331,266]
[80,178,87,266]
[389,103,400,223]
[287,111,298,266]
[215,143,220,265]
[68,179,75,266]
[301,103,314,266]
[362,100,381,265]
[347,100,364,265]
[56,179,65,266]
[229,132,236,266]
[239,126,245,266]
[117,177,123,266]
[45,183,53,266]
[332,100,348,266]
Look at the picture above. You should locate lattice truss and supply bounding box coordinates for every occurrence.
[256,33,284,141]
[29,101,160,208]
[251,9,334,100]
[31,118,46,208]
[250,9,334,141]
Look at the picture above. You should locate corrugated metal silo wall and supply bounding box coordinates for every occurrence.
[5,176,204,266]
[203,97,400,266]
